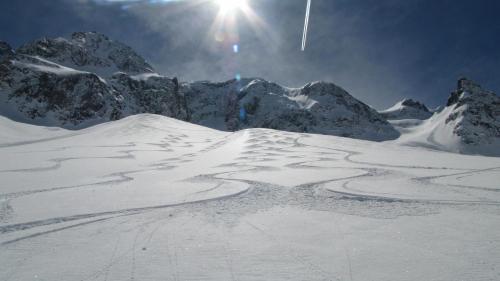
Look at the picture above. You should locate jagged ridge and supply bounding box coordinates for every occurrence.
[444,77,500,147]
[185,78,399,141]
[380,98,432,120]
[0,32,399,141]
[393,77,500,156]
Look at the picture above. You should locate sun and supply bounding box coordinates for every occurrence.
[215,0,248,13]
[206,0,273,50]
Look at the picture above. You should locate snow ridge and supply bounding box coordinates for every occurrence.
[394,78,500,156]
[185,78,399,141]
[380,98,432,120]
[16,32,154,76]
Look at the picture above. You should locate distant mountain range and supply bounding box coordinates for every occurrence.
[387,78,500,156]
[1,32,498,155]
[379,98,433,120]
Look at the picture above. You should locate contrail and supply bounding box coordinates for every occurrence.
[301,0,311,51]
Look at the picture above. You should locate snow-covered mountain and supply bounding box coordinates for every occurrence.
[185,78,399,141]
[1,33,499,281]
[0,32,398,140]
[16,32,154,76]
[1,32,499,152]
[394,78,500,156]
[0,33,188,128]
[380,98,433,120]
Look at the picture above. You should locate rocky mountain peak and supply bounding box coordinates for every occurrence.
[0,41,14,61]
[380,98,432,120]
[457,77,482,93]
[447,77,494,106]
[186,78,399,140]
[16,32,154,76]
[0,32,404,141]
[440,78,500,151]
[71,31,110,44]
[400,99,430,112]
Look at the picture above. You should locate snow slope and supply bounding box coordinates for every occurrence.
[393,78,500,156]
[3,33,498,152]
[1,114,499,281]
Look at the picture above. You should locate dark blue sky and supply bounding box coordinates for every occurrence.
[1,0,499,109]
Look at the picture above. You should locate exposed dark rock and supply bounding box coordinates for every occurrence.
[444,78,500,147]
[1,32,398,141]
[17,32,153,76]
[185,79,399,141]
[380,98,432,120]
[0,41,14,61]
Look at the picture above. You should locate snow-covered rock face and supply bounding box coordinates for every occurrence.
[1,32,397,140]
[185,79,399,141]
[2,33,499,154]
[380,98,432,120]
[3,59,115,126]
[445,78,500,149]
[0,42,14,62]
[110,73,188,121]
[394,78,500,156]
[0,35,188,128]
[16,32,154,76]
[447,78,484,106]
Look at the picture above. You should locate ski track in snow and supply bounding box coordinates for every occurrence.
[1,115,499,281]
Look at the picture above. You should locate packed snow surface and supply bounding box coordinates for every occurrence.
[1,114,499,281]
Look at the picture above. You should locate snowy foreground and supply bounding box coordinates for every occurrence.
[1,114,499,281]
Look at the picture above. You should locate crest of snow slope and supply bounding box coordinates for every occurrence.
[380,98,433,120]
[1,114,500,281]
[0,114,249,225]
[0,115,68,145]
[393,78,500,156]
[184,78,399,141]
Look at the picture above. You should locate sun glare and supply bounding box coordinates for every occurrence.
[216,0,248,13]
[206,0,275,57]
